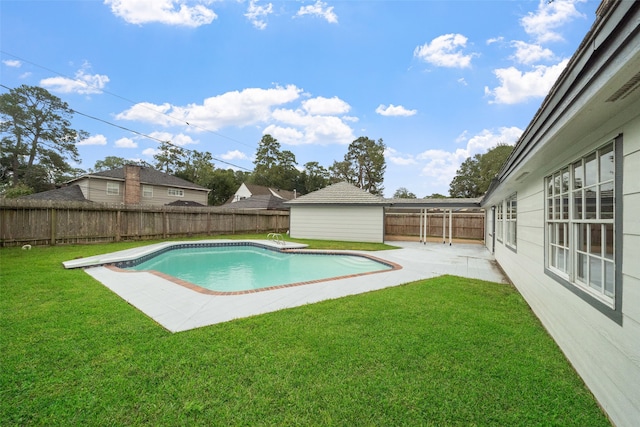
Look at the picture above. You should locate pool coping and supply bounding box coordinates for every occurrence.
[67,240,508,333]
[99,243,403,296]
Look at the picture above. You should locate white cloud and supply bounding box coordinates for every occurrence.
[521,0,585,43]
[116,85,356,147]
[219,150,249,161]
[149,131,197,146]
[296,1,338,24]
[40,64,110,95]
[267,108,355,145]
[485,59,569,104]
[104,0,217,27]
[510,40,554,65]
[245,0,273,30]
[142,147,158,157]
[375,104,417,117]
[115,102,175,125]
[2,59,21,67]
[414,127,522,192]
[414,33,476,68]
[78,134,108,146]
[384,147,417,166]
[302,96,350,115]
[486,37,504,45]
[114,137,137,148]
[116,85,302,129]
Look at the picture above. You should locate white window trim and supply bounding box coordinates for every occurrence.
[544,137,621,323]
[505,193,517,250]
[106,182,120,196]
[168,188,184,197]
[142,185,153,198]
[496,201,504,243]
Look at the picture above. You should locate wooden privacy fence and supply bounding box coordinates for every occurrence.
[0,199,290,247]
[385,212,485,240]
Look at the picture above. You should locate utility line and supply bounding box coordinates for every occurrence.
[0,50,255,149]
[0,83,253,172]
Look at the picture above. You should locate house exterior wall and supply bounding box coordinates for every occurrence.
[483,110,640,426]
[232,183,253,202]
[73,177,208,206]
[289,205,384,243]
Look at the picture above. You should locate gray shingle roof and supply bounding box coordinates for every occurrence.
[224,195,289,210]
[244,184,295,200]
[286,182,386,205]
[22,185,90,202]
[70,167,208,191]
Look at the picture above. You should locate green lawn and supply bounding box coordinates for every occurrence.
[1,237,610,426]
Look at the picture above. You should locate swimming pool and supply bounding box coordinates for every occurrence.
[113,242,396,294]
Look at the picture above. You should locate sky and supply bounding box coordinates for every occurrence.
[1,0,600,197]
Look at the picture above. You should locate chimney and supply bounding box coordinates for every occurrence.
[124,164,141,205]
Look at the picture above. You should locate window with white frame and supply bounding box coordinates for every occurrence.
[106,182,120,196]
[142,185,153,198]
[505,194,517,249]
[496,202,504,243]
[545,140,617,308]
[168,188,184,197]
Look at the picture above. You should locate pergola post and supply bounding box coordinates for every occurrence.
[449,209,453,245]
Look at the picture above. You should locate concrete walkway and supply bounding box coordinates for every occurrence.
[74,240,509,333]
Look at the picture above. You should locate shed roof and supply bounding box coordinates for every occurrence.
[286,182,385,206]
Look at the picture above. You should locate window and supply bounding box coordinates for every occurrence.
[496,202,504,243]
[143,185,153,198]
[168,188,184,197]
[106,182,120,196]
[544,138,620,320]
[505,194,517,249]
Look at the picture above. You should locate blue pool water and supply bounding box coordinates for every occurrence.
[122,245,392,292]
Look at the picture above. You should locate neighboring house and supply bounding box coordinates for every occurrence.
[224,194,289,210]
[285,182,387,243]
[480,2,640,426]
[25,165,210,206]
[228,183,296,204]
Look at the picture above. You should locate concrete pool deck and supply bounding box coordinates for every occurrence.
[68,240,509,333]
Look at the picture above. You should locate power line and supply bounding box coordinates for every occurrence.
[0,50,255,149]
[0,83,253,172]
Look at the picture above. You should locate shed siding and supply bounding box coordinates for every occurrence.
[289,205,384,243]
[483,112,640,426]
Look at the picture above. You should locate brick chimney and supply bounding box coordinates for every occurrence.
[124,164,141,205]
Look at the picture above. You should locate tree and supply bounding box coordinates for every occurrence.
[0,85,87,191]
[393,187,417,199]
[92,156,129,172]
[449,144,514,197]
[252,134,300,191]
[330,136,386,195]
[208,168,240,205]
[425,193,447,199]
[302,161,329,193]
[153,141,186,174]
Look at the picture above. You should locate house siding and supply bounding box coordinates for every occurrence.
[289,205,384,243]
[483,111,640,426]
[72,178,208,206]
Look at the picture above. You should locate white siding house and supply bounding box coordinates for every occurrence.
[286,182,387,243]
[482,2,640,426]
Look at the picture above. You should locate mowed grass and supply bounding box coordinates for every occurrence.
[1,237,610,426]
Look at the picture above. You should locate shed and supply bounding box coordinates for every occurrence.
[285,182,388,243]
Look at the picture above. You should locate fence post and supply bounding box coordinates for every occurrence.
[50,207,57,246]
[115,209,121,242]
